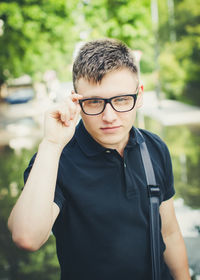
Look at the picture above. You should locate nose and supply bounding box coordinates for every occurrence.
[102,103,117,123]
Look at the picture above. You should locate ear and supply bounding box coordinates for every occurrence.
[71,90,75,95]
[136,84,144,108]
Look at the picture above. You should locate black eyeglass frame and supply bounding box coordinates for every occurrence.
[78,88,139,116]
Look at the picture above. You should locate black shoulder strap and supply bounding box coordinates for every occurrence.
[136,128,161,280]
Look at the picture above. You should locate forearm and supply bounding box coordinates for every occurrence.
[8,139,62,250]
[163,230,191,280]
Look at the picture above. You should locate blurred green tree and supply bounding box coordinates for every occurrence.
[81,0,155,74]
[0,0,199,106]
[0,0,156,86]
[159,0,200,105]
[0,0,80,84]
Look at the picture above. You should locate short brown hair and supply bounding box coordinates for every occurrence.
[72,38,138,91]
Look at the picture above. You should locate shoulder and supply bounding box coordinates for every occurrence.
[138,128,166,146]
[137,128,170,157]
[136,128,173,180]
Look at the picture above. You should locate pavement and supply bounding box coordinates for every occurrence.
[138,91,200,126]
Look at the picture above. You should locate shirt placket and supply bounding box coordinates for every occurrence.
[122,149,138,199]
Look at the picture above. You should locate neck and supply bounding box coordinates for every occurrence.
[94,133,130,157]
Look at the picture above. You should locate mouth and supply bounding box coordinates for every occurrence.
[100,126,121,132]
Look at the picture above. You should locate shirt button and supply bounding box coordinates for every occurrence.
[106,150,111,153]
[124,162,127,168]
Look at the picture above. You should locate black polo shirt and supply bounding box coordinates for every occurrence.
[24,120,175,280]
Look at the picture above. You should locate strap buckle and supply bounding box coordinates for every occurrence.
[147,185,161,198]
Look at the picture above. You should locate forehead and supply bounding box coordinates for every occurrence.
[76,68,138,98]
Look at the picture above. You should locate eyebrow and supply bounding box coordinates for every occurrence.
[85,95,102,98]
[80,93,136,99]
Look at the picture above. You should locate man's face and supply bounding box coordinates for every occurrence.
[76,68,143,154]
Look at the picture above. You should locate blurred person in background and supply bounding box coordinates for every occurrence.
[8,39,190,280]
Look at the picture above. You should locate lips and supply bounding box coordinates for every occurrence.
[100,126,121,132]
[101,126,120,129]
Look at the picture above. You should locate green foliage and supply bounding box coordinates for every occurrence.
[81,0,155,73]
[159,44,186,99]
[0,0,156,85]
[0,0,80,84]
[0,0,199,102]
[0,147,59,279]
[158,0,200,105]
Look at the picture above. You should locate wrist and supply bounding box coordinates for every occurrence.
[39,139,64,156]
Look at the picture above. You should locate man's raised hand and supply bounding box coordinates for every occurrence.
[43,93,82,150]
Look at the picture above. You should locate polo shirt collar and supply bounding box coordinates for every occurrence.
[75,120,144,157]
[127,126,144,147]
[75,120,106,156]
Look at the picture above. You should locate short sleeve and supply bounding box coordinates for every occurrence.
[162,143,175,201]
[24,153,37,184]
[23,154,66,210]
[53,182,66,210]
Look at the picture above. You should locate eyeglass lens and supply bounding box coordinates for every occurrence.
[81,95,136,115]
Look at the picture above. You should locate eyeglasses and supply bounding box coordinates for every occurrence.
[79,88,139,116]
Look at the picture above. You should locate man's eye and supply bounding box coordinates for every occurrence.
[116,98,125,102]
[114,97,129,102]
[88,100,101,104]
[85,99,103,106]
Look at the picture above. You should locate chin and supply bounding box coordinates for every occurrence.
[98,134,124,147]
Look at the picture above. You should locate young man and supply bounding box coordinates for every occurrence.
[8,39,190,280]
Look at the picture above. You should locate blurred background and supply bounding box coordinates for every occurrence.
[0,0,200,279]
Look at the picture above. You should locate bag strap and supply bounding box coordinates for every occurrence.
[136,128,161,280]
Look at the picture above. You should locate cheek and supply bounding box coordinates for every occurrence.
[120,110,136,123]
[81,114,101,130]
